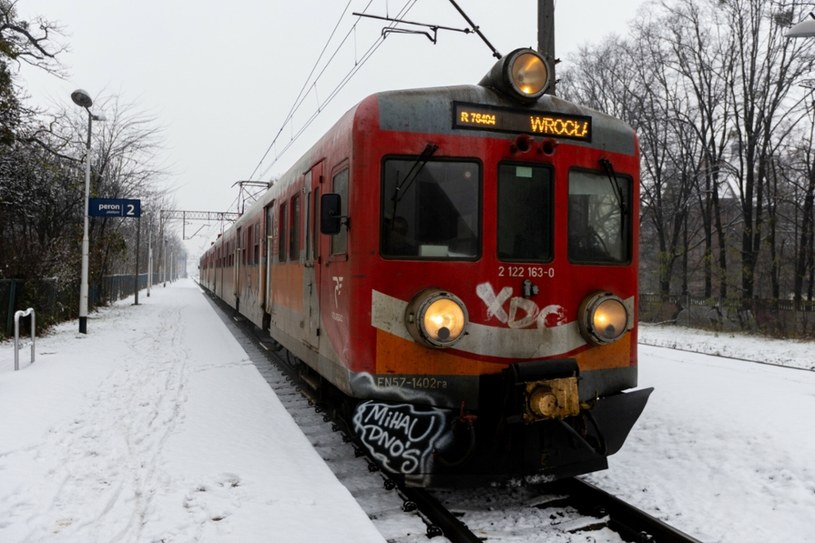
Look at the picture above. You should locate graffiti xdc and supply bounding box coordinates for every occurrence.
[476,282,567,329]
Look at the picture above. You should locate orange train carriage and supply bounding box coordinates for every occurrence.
[200,49,652,486]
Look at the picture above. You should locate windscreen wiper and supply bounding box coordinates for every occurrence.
[599,158,627,238]
[392,143,439,207]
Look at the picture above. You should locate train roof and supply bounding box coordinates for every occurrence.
[373,84,637,157]
[277,83,637,181]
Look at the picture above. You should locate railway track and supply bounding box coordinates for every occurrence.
[425,479,703,543]
[205,290,702,543]
[558,478,703,543]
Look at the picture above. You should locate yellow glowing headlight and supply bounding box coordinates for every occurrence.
[478,47,552,102]
[508,50,549,99]
[578,292,630,345]
[405,289,468,348]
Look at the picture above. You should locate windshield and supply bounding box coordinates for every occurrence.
[497,163,553,262]
[381,159,480,259]
[568,169,630,263]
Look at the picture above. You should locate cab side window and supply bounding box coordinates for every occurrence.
[331,169,349,255]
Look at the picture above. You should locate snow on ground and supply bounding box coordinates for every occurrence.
[2,282,814,542]
[590,325,815,542]
[639,323,815,371]
[0,279,384,543]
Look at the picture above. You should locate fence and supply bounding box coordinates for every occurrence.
[1,272,167,339]
[639,293,815,337]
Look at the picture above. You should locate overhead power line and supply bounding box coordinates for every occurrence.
[247,0,419,182]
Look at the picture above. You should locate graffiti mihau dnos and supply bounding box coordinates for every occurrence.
[352,401,448,475]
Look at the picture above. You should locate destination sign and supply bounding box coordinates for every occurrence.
[89,197,141,218]
[453,102,592,142]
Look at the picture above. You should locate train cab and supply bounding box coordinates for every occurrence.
[201,48,651,486]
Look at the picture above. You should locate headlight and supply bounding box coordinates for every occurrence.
[405,289,468,348]
[508,50,549,99]
[578,292,630,345]
[478,48,551,102]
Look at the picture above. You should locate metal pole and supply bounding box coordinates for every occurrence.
[147,215,152,297]
[163,238,167,286]
[134,216,141,305]
[159,211,166,287]
[79,111,92,334]
[538,0,556,96]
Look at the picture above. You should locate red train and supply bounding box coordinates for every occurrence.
[200,48,651,486]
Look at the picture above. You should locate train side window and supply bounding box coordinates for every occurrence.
[331,169,349,255]
[245,228,251,265]
[304,172,312,260]
[279,202,287,262]
[237,228,243,265]
[290,194,300,261]
[265,203,275,262]
[380,158,480,260]
[253,222,260,264]
[248,226,253,265]
[247,227,253,265]
[243,229,249,265]
[497,163,553,262]
[312,187,320,260]
[568,169,631,263]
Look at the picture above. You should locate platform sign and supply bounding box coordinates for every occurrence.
[89,198,141,218]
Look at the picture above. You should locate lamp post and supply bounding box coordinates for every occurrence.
[71,89,101,334]
[788,12,815,310]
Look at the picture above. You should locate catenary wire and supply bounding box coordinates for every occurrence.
[248,0,419,182]
[247,0,357,181]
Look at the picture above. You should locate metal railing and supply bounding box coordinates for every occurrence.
[14,308,35,371]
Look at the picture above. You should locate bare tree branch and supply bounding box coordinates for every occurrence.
[0,0,66,75]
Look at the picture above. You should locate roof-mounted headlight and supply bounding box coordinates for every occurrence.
[479,48,552,102]
[405,289,468,348]
[578,292,631,346]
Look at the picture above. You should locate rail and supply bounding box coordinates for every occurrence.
[562,478,703,542]
[14,308,36,371]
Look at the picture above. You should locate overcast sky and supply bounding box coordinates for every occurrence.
[17,0,647,258]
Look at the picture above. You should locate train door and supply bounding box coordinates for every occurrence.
[304,162,323,349]
[264,202,275,318]
[235,226,242,310]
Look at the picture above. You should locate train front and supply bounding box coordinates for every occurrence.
[344,49,652,486]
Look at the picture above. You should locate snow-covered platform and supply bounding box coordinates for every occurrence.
[0,278,385,542]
